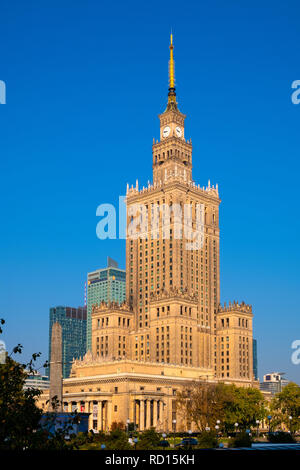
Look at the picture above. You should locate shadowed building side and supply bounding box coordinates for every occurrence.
[49,321,63,411]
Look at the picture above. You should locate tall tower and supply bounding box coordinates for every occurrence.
[126,35,221,373]
[49,321,63,411]
[153,33,192,186]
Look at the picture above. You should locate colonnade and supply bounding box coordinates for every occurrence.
[133,399,165,431]
[63,399,112,432]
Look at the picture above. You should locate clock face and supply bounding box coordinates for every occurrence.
[162,126,170,138]
[175,126,182,137]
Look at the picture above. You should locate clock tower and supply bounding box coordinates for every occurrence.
[153,34,193,186]
[126,33,221,372]
[38,34,257,435]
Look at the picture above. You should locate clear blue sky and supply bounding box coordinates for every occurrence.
[0,0,299,382]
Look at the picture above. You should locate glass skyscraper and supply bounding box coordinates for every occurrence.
[86,258,126,351]
[253,338,258,380]
[48,306,87,379]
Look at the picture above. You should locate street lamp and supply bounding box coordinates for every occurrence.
[100,444,106,450]
[267,415,272,436]
[126,418,130,435]
[187,429,193,449]
[162,433,167,439]
[205,426,210,432]
[289,416,293,433]
[172,419,177,447]
[234,422,239,435]
[215,424,220,443]
[133,437,138,450]
[256,419,260,438]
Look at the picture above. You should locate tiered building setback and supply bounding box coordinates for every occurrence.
[39,35,257,432]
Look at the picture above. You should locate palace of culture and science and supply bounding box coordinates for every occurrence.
[39,35,257,432]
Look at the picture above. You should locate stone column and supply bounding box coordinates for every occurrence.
[101,401,105,432]
[107,401,112,431]
[146,400,151,429]
[140,400,145,431]
[159,401,164,431]
[68,402,72,413]
[88,401,93,431]
[102,401,107,432]
[153,400,157,428]
[136,401,140,431]
[162,401,167,432]
[133,400,137,429]
[96,401,101,432]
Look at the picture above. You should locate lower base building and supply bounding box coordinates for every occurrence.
[38,355,258,432]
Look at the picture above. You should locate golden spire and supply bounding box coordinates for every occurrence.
[169,33,175,89]
[166,32,178,111]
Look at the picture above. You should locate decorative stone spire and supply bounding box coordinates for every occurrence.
[49,322,63,412]
[166,33,178,111]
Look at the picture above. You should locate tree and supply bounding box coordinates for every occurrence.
[224,386,266,431]
[176,382,266,433]
[0,319,77,449]
[0,329,43,450]
[111,421,125,431]
[136,428,162,449]
[103,429,132,450]
[177,382,234,431]
[271,382,300,433]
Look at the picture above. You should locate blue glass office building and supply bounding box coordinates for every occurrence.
[48,306,87,379]
[86,259,126,351]
[253,338,258,380]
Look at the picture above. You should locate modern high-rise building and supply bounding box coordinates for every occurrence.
[39,35,257,432]
[259,372,289,395]
[86,258,126,351]
[253,339,258,380]
[0,340,6,364]
[24,371,50,391]
[48,306,87,379]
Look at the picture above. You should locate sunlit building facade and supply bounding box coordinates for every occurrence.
[39,36,257,431]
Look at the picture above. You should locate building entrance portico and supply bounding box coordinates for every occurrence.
[62,395,112,432]
[132,397,165,431]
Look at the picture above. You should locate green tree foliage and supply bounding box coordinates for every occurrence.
[271,382,300,433]
[197,431,218,448]
[0,319,77,449]
[177,382,266,433]
[135,428,161,449]
[110,421,125,431]
[223,385,266,431]
[102,429,132,450]
[227,431,252,448]
[0,340,43,449]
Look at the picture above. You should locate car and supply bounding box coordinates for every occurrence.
[175,438,199,447]
[158,440,170,447]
